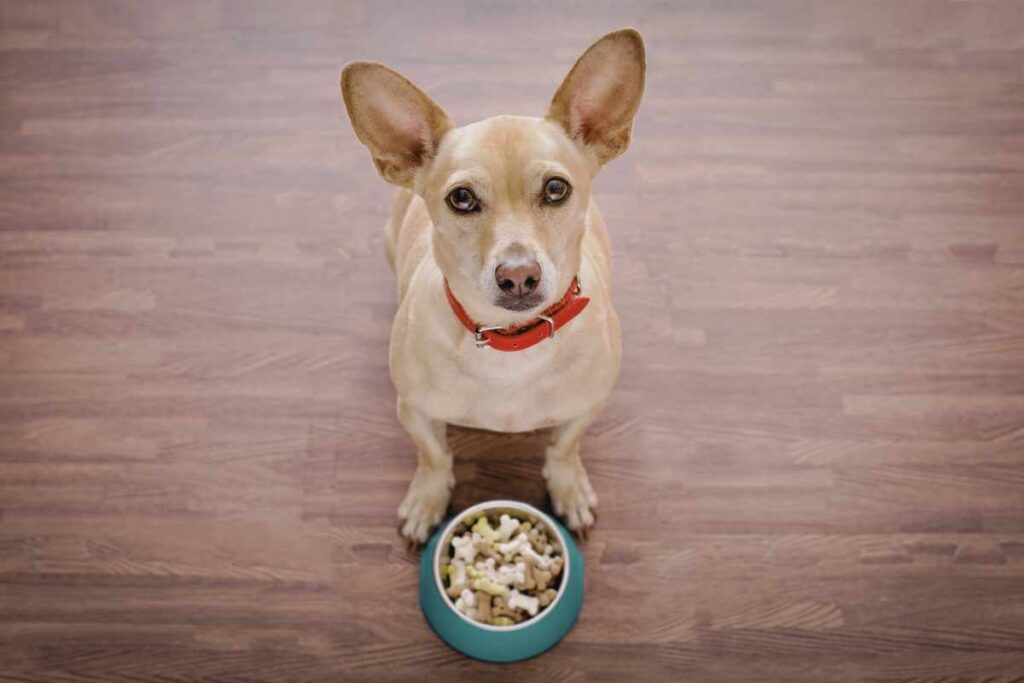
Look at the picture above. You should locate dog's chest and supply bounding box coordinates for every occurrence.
[405,333,615,432]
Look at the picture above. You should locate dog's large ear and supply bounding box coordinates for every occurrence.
[546,29,646,166]
[341,62,452,187]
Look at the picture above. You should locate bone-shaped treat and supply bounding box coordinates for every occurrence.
[497,514,521,542]
[507,589,540,617]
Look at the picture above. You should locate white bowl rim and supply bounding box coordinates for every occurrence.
[431,499,571,632]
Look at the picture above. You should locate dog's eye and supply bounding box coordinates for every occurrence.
[446,187,479,214]
[543,177,571,205]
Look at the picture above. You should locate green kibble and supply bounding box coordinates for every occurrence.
[471,577,508,597]
[472,516,500,542]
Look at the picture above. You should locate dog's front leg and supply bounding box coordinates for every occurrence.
[395,397,454,543]
[543,410,601,535]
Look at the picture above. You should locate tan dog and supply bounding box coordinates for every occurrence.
[341,29,645,542]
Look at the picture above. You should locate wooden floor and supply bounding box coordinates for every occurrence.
[2,1,1024,680]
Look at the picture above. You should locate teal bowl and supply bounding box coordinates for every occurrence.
[419,500,584,663]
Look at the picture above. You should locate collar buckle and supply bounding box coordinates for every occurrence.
[473,325,504,348]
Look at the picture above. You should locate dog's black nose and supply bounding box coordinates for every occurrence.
[495,260,542,297]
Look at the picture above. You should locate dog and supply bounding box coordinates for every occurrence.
[341,29,645,542]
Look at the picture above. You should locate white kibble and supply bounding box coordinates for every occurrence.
[455,588,477,616]
[521,544,553,569]
[497,561,527,586]
[497,532,529,560]
[497,514,521,542]
[474,557,496,574]
[508,589,540,617]
[452,534,478,564]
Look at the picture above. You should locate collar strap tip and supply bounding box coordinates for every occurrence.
[537,314,555,339]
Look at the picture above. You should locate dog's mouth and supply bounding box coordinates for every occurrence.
[494,292,544,312]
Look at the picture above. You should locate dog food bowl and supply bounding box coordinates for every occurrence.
[419,500,584,662]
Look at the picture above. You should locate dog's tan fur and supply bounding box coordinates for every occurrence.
[341,29,645,541]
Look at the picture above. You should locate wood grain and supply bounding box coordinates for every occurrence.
[2,1,1024,680]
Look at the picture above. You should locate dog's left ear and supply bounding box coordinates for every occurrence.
[546,29,646,166]
[341,61,452,188]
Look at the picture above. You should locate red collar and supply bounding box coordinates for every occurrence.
[444,276,590,352]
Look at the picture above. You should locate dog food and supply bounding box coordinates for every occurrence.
[441,512,563,626]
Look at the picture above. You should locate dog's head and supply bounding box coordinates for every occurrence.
[341,29,645,324]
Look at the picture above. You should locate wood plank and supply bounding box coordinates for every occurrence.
[2,0,1023,680]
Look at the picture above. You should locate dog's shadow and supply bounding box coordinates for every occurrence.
[447,425,552,514]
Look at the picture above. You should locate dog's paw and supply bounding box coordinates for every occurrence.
[397,465,454,544]
[543,457,598,535]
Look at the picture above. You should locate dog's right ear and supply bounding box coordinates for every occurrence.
[546,29,646,166]
[341,62,452,188]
